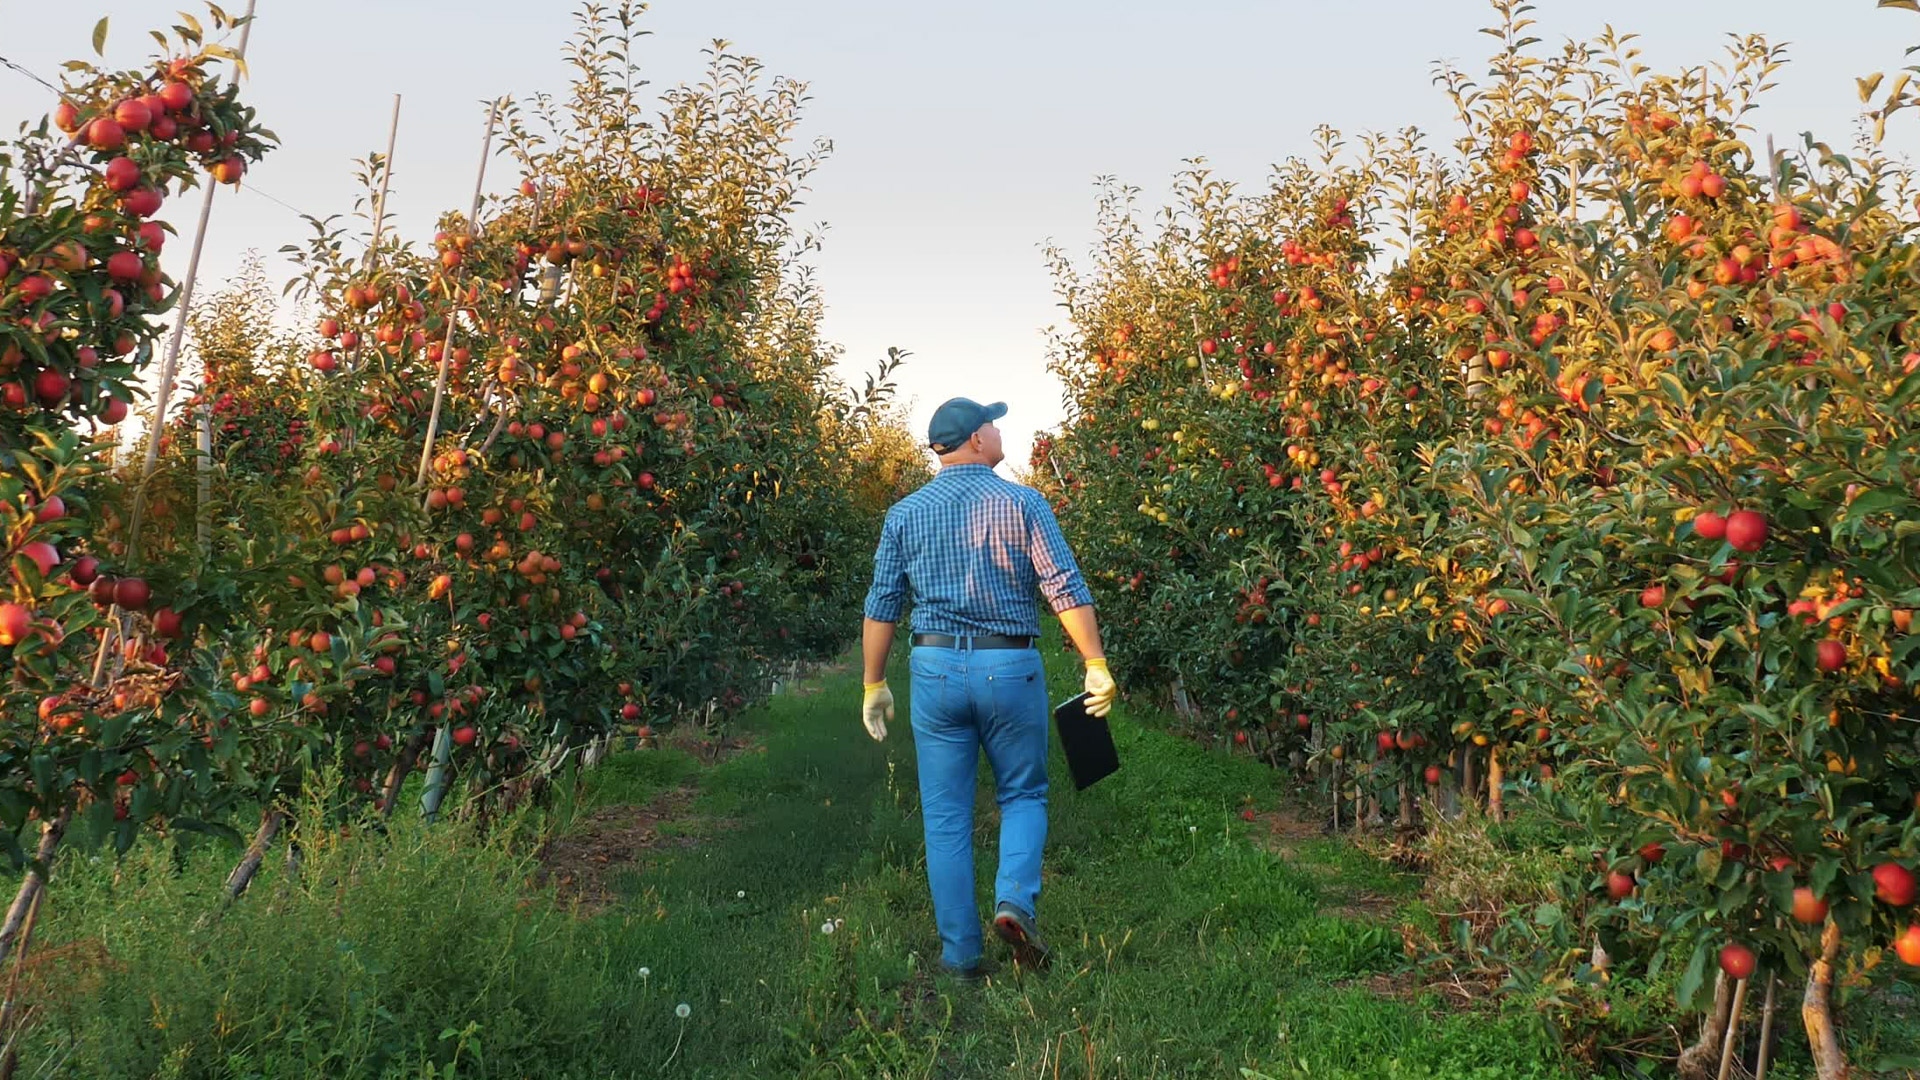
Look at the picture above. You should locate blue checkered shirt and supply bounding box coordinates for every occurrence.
[863,464,1095,636]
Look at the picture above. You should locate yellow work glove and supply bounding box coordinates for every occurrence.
[861,680,893,742]
[1083,657,1116,718]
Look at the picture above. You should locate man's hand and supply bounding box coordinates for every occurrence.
[861,680,894,741]
[1083,657,1116,718]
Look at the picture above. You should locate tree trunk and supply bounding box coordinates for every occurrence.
[1678,971,1736,1080]
[0,809,70,973]
[0,879,46,1039]
[379,731,433,817]
[1396,774,1419,840]
[1330,755,1343,832]
[419,724,455,823]
[1462,745,1480,814]
[1801,919,1848,1080]
[1487,744,1505,823]
[222,807,284,902]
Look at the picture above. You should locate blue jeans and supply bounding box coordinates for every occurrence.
[908,644,1050,967]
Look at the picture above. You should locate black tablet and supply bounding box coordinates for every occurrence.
[1052,691,1120,791]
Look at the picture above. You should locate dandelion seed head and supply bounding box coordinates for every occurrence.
[675,1002,691,1019]
[737,889,746,899]
[821,920,836,934]
[638,966,650,978]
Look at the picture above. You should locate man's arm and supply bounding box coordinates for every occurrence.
[1056,604,1105,661]
[1025,490,1097,633]
[862,510,909,686]
[863,617,897,685]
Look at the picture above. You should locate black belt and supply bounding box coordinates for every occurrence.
[911,633,1035,650]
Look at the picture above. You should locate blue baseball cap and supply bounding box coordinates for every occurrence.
[927,397,1007,452]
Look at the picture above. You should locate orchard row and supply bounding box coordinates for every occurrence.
[1033,8,1916,1076]
[0,3,922,967]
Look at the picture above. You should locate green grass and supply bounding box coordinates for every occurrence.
[21,624,1590,1079]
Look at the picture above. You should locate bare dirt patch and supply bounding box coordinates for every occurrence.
[783,656,857,697]
[1334,966,1502,1012]
[1250,806,1331,859]
[535,785,713,913]
[1325,890,1399,922]
[664,730,760,765]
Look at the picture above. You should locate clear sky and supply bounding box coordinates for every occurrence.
[4,1,1914,476]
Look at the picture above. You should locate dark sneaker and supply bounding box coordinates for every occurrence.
[936,956,996,982]
[992,901,1052,970]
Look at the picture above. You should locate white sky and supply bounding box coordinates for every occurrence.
[4,1,1914,477]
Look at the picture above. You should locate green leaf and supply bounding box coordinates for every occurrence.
[92,16,110,56]
[1678,936,1711,1009]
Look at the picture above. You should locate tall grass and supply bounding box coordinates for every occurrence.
[19,775,633,1079]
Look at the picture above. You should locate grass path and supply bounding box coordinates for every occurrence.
[570,625,1586,1079]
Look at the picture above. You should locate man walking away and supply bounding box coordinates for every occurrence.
[856,397,1117,979]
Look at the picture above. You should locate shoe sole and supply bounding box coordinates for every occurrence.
[993,913,1051,970]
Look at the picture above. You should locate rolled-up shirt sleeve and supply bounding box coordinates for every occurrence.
[1025,490,1095,614]
[863,509,910,622]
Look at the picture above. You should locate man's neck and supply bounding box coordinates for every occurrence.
[939,460,995,471]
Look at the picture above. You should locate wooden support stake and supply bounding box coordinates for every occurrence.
[1754,973,1778,1080]
[195,402,212,552]
[348,93,403,375]
[415,98,501,494]
[1717,976,1750,1080]
[365,94,402,267]
[127,0,258,560]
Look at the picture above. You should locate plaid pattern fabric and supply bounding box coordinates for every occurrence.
[864,464,1094,635]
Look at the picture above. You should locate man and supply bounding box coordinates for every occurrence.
[858,396,1117,980]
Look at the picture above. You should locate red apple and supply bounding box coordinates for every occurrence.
[1791,887,1829,925]
[1874,862,1916,906]
[159,81,194,112]
[122,187,163,218]
[19,541,60,578]
[1694,511,1727,541]
[1816,639,1847,672]
[0,603,31,647]
[104,156,141,192]
[106,251,144,281]
[1896,924,1920,967]
[1606,870,1636,900]
[87,118,126,151]
[113,98,152,133]
[1718,942,1756,980]
[33,369,71,405]
[1725,510,1768,553]
[113,576,150,610]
